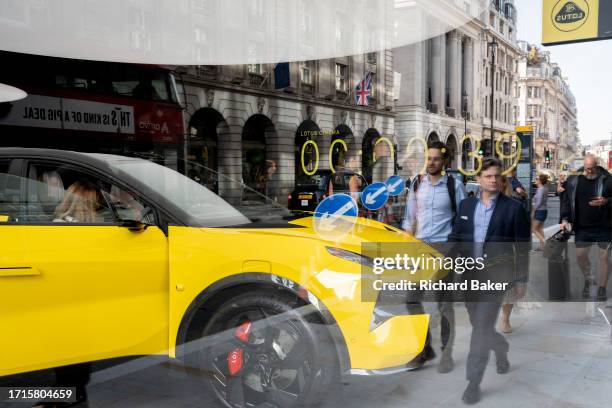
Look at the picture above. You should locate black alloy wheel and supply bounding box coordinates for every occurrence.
[196,290,339,408]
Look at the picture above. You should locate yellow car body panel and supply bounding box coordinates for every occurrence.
[1,215,433,376]
[0,225,169,377]
[168,217,433,371]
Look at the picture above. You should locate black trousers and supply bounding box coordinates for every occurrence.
[465,301,508,384]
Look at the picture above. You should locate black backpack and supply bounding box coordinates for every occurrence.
[412,174,457,221]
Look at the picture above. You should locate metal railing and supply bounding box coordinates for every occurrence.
[248,72,266,87]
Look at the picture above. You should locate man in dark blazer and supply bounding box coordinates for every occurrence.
[448,157,530,405]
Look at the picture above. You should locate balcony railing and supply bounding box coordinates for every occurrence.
[461,111,471,121]
[248,72,266,87]
[426,102,438,114]
[445,107,456,117]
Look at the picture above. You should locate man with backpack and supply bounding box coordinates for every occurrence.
[560,154,612,301]
[402,140,467,372]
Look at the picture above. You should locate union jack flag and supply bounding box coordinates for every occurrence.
[355,71,372,106]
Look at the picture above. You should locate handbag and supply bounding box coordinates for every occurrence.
[543,229,571,259]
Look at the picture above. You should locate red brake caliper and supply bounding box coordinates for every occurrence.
[228,321,252,376]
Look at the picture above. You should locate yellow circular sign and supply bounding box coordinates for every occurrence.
[552,0,589,32]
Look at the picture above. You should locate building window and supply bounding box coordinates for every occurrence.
[300,61,313,85]
[495,99,498,120]
[527,104,542,118]
[370,72,377,98]
[248,64,262,75]
[335,63,347,92]
[366,52,377,65]
[528,86,541,98]
[513,106,518,123]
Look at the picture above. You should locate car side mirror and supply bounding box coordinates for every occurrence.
[117,206,154,232]
[120,219,149,232]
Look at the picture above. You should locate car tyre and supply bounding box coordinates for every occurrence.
[190,289,340,408]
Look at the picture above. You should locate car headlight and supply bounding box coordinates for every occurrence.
[326,246,373,268]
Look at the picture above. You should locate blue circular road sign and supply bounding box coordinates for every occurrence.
[313,194,359,239]
[385,175,405,196]
[361,182,390,210]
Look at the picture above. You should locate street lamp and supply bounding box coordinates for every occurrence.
[488,36,498,157]
[461,89,470,170]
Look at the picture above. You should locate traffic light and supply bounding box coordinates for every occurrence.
[479,140,491,157]
[545,150,551,162]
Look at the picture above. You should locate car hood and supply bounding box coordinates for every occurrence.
[213,216,424,252]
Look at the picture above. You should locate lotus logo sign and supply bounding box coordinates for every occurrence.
[552,0,590,32]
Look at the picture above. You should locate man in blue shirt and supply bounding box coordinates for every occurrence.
[448,158,530,405]
[402,141,466,373]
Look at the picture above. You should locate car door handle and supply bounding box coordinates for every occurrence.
[0,267,41,277]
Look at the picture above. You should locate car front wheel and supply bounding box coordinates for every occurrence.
[195,290,339,408]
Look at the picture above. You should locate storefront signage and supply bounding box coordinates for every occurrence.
[0,94,135,134]
[542,0,612,45]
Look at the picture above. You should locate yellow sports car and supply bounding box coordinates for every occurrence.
[0,148,430,407]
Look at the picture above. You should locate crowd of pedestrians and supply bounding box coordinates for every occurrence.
[401,143,611,405]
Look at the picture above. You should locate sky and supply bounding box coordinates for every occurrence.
[515,0,612,146]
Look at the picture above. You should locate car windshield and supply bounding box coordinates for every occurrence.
[98,156,289,227]
[296,172,326,187]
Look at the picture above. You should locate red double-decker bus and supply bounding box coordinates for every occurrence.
[0,51,184,168]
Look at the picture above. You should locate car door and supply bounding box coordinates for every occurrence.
[0,158,30,281]
[0,159,169,377]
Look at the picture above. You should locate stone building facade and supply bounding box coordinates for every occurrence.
[394,0,520,179]
[514,42,579,174]
[177,51,396,205]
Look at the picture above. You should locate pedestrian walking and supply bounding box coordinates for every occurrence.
[402,141,466,373]
[560,154,612,301]
[557,171,568,223]
[532,174,549,250]
[448,157,530,405]
[499,175,527,334]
